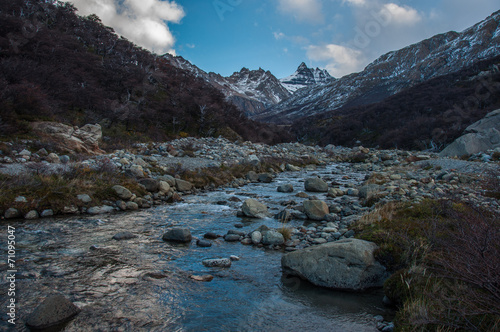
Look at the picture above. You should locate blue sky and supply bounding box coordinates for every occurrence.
[66,0,499,78]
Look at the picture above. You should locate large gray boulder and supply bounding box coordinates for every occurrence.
[304,178,328,192]
[112,185,133,200]
[175,179,193,192]
[303,200,329,221]
[262,230,285,246]
[281,239,388,291]
[241,199,268,218]
[440,109,500,157]
[26,295,80,330]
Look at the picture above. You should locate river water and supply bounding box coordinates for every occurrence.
[1,163,393,331]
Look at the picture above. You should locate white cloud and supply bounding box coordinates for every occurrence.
[381,3,422,26]
[306,44,366,77]
[342,0,366,7]
[277,0,324,23]
[274,32,286,40]
[62,0,185,54]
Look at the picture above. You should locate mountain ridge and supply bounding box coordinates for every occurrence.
[256,10,500,124]
[280,62,336,93]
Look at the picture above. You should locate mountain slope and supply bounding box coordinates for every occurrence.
[280,62,336,93]
[0,0,290,146]
[291,55,500,150]
[163,54,291,116]
[257,10,500,124]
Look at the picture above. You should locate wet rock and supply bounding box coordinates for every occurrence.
[304,178,328,192]
[241,198,268,218]
[139,178,160,192]
[159,175,176,187]
[303,200,329,221]
[224,234,241,242]
[230,255,240,261]
[286,164,301,172]
[295,192,309,198]
[196,239,212,247]
[5,208,21,219]
[162,228,192,243]
[25,210,39,220]
[262,230,285,246]
[282,239,388,291]
[241,238,253,245]
[277,183,294,193]
[26,295,80,330]
[204,232,220,239]
[258,173,273,183]
[251,231,263,245]
[327,188,344,197]
[112,232,137,241]
[190,275,214,282]
[112,185,133,200]
[202,258,232,268]
[175,179,193,192]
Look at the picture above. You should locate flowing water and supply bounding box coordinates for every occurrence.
[1,164,394,331]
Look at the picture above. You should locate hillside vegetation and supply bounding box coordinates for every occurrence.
[0,0,290,148]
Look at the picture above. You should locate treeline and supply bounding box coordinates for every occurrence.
[0,0,290,147]
[292,55,500,150]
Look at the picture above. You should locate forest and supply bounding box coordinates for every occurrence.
[0,0,290,148]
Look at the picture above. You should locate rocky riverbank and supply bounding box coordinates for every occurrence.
[1,137,499,222]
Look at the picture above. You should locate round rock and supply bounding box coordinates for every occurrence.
[26,295,80,330]
[162,228,192,243]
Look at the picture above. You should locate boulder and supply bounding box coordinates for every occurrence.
[46,153,60,163]
[77,194,92,204]
[251,231,263,244]
[285,164,301,172]
[281,239,388,291]
[158,181,171,194]
[246,171,259,182]
[4,208,20,219]
[258,173,273,183]
[139,178,160,193]
[262,230,285,246]
[304,178,328,192]
[327,188,344,197]
[277,184,294,193]
[87,206,114,215]
[112,185,133,200]
[162,228,192,243]
[241,199,268,218]
[130,165,145,178]
[440,109,500,157]
[126,201,139,210]
[175,179,193,192]
[25,210,39,220]
[274,209,292,223]
[26,295,80,330]
[202,258,232,268]
[196,239,212,247]
[358,184,382,201]
[31,122,104,155]
[40,209,54,218]
[303,200,329,221]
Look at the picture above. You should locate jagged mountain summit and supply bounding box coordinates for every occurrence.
[256,10,500,124]
[163,54,291,116]
[280,62,336,93]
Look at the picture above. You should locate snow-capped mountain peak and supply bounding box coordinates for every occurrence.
[280,62,335,93]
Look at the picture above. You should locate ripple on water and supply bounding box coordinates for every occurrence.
[2,163,392,331]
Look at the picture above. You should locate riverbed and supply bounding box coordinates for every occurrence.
[1,163,394,331]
